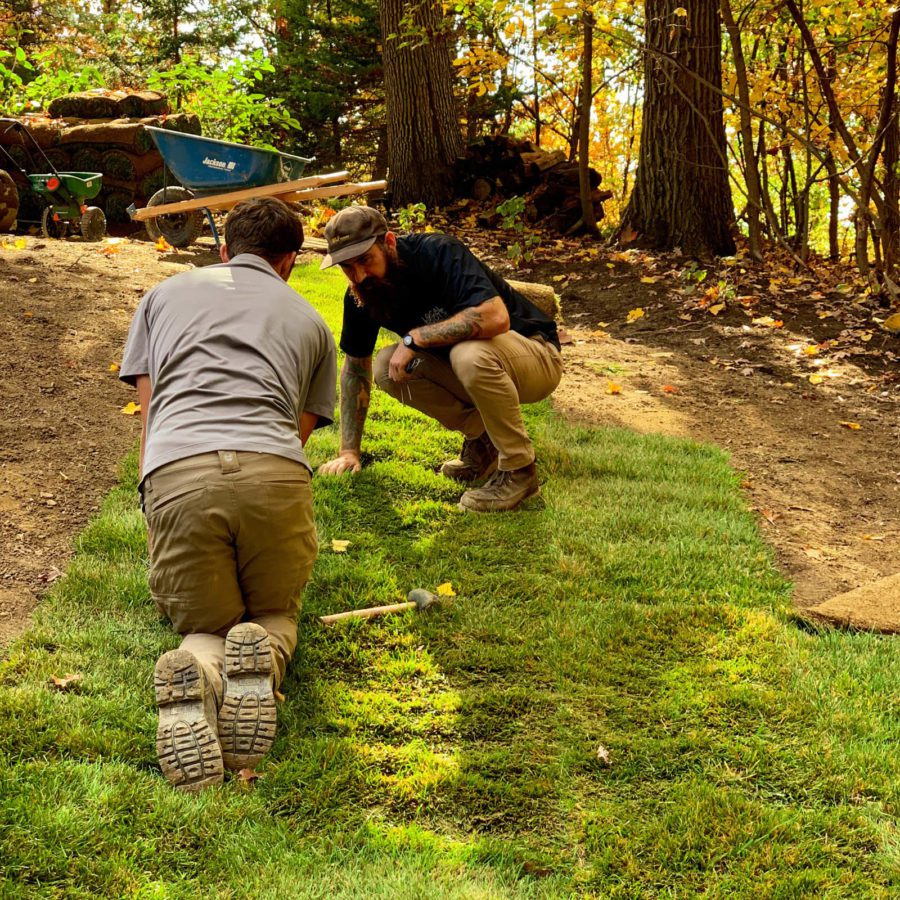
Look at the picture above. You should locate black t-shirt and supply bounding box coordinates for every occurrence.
[338,233,560,358]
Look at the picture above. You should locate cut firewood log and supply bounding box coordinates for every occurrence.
[507,280,560,320]
[0,169,18,231]
[520,149,566,175]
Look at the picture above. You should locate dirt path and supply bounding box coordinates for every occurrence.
[0,234,897,646]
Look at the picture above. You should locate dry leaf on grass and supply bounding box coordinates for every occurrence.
[237,768,262,784]
[436,581,457,597]
[625,307,645,324]
[596,743,612,766]
[120,401,141,415]
[331,538,351,553]
[50,673,82,691]
[839,421,861,430]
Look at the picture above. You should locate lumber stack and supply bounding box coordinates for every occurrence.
[453,134,612,235]
[0,90,200,225]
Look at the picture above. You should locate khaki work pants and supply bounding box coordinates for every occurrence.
[374,332,563,471]
[143,451,317,703]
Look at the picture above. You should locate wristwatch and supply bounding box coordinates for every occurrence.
[402,334,420,351]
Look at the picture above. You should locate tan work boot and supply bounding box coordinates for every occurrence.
[154,649,224,792]
[217,623,277,770]
[440,432,499,483]
[458,462,540,512]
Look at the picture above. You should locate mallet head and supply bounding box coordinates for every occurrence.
[407,588,440,611]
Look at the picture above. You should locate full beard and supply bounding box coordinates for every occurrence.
[350,250,408,325]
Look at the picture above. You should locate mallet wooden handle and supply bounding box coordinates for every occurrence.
[318,601,415,625]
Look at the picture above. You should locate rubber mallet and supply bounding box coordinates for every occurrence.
[318,588,441,625]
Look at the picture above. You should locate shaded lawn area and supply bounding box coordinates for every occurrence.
[1,264,898,897]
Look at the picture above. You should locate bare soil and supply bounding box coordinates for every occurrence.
[0,233,897,646]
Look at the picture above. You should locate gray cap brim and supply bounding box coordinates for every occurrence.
[319,236,378,270]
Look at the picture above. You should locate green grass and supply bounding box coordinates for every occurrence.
[1,262,898,897]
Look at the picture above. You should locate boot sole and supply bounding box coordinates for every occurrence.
[154,649,223,792]
[218,623,277,770]
[458,483,541,513]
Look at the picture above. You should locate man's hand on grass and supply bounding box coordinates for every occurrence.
[318,451,362,475]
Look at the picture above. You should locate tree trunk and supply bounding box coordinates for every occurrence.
[578,12,599,237]
[380,0,463,207]
[721,0,762,260]
[619,0,735,256]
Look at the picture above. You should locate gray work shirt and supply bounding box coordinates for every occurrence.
[119,253,337,479]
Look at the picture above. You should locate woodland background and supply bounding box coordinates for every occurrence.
[1,0,899,295]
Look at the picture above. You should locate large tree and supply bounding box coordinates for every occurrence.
[379,0,462,207]
[620,0,735,256]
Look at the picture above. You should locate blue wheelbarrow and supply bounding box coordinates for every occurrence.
[129,128,387,248]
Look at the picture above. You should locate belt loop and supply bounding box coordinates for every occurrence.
[218,450,241,474]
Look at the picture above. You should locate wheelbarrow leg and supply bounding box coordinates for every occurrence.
[204,208,221,249]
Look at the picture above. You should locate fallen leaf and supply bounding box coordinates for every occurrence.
[120,401,141,415]
[752,316,783,328]
[625,307,645,324]
[590,329,610,339]
[274,689,286,702]
[862,534,886,541]
[883,313,900,333]
[27,276,37,283]
[551,274,567,282]
[802,345,819,356]
[606,381,622,395]
[50,672,82,691]
[331,538,351,552]
[155,235,173,252]
[839,421,861,430]
[661,384,679,394]
[436,581,456,597]
[237,768,262,783]
[23,311,33,318]
[596,743,612,766]
[808,373,825,385]
[640,276,660,284]
[108,362,120,373]
[674,6,688,15]
[100,243,122,257]
[708,303,725,316]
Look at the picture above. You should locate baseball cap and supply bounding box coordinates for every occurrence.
[320,206,388,269]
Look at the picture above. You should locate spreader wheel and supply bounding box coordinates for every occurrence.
[41,207,69,239]
[80,206,107,241]
[145,186,203,248]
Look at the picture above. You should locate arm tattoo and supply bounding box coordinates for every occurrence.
[416,307,486,346]
[340,355,372,453]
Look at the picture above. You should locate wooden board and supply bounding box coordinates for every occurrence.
[130,171,351,220]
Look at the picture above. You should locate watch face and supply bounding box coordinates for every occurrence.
[403,335,412,347]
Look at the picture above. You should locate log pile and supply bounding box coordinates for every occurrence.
[453,134,613,235]
[0,90,200,225]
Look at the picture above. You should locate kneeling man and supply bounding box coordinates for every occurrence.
[120,198,336,790]
[318,206,563,512]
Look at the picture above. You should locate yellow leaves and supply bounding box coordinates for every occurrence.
[436,581,456,597]
[606,381,622,395]
[625,307,645,324]
[120,401,141,415]
[839,421,861,430]
[590,329,610,339]
[551,274,567,282]
[639,276,660,284]
[883,313,900,333]
[808,373,825,385]
[708,303,725,316]
[752,316,784,328]
[154,235,173,252]
[802,345,819,357]
[108,362,120,373]
[1,237,26,250]
[674,7,688,16]
[99,238,128,256]
[331,539,351,553]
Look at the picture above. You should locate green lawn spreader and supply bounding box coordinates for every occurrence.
[0,118,106,240]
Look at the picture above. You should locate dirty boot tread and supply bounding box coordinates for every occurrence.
[154,649,223,792]
[219,623,277,770]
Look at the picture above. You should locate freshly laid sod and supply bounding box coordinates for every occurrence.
[1,263,898,898]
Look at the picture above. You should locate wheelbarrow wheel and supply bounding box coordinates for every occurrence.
[80,206,107,242]
[145,186,203,248]
[41,207,69,240]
